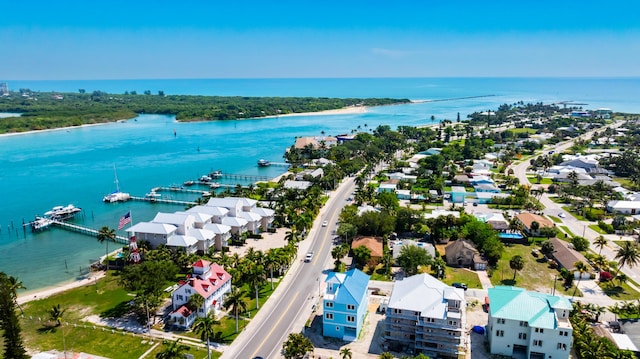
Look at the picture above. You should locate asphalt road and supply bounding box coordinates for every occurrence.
[224,176,356,359]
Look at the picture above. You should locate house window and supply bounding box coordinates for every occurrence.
[519,321,528,327]
[326,301,334,308]
[559,330,569,337]
[325,313,334,320]
[448,320,457,326]
[496,330,504,337]
[535,328,544,333]
[186,289,191,294]
[425,317,435,323]
[533,340,543,346]
[497,318,505,324]
[347,315,355,323]
[393,308,402,314]
[177,295,184,301]
[347,304,355,311]
[519,333,527,340]
[557,343,567,350]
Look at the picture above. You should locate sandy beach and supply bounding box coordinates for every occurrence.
[0,122,118,138]
[260,105,368,119]
[17,270,106,305]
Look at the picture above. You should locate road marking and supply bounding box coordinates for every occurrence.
[312,206,339,266]
[250,291,300,359]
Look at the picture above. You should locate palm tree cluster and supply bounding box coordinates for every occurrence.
[609,301,640,320]
[571,302,636,359]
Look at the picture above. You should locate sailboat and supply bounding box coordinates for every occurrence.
[103,165,131,203]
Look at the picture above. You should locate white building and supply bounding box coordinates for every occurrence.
[384,274,466,358]
[606,200,640,215]
[488,286,573,359]
[169,260,232,329]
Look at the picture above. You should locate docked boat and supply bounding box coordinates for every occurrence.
[103,165,130,203]
[146,190,162,198]
[210,170,223,178]
[183,180,195,186]
[199,175,212,182]
[30,216,53,231]
[257,159,271,167]
[209,182,221,189]
[44,204,82,220]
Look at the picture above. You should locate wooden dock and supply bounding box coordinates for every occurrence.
[130,196,196,206]
[154,186,208,195]
[217,173,270,181]
[51,220,129,244]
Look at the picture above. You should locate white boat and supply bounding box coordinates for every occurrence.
[146,190,162,198]
[103,165,131,202]
[200,175,212,182]
[210,170,223,178]
[30,216,53,231]
[44,204,82,220]
[209,182,221,189]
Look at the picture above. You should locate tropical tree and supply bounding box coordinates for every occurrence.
[615,241,640,275]
[530,221,540,234]
[223,287,247,333]
[192,313,219,359]
[97,226,116,271]
[186,293,204,312]
[4,275,25,314]
[595,236,608,255]
[509,255,525,280]
[49,304,66,326]
[574,261,589,297]
[379,353,394,359]
[264,249,279,290]
[396,244,432,276]
[282,332,314,359]
[247,263,266,309]
[340,347,353,359]
[615,273,629,288]
[0,273,29,359]
[155,339,190,359]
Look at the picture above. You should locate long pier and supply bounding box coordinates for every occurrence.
[154,186,208,195]
[265,162,290,167]
[51,220,129,244]
[130,196,196,206]
[216,173,270,181]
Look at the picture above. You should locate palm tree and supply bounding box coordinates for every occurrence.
[264,249,279,290]
[5,275,26,314]
[186,293,204,312]
[49,304,66,326]
[616,273,629,288]
[247,264,266,309]
[223,287,248,333]
[192,313,219,359]
[594,236,608,255]
[97,226,116,271]
[509,255,525,280]
[156,339,190,359]
[340,347,353,359]
[615,241,640,275]
[574,261,589,297]
[379,353,394,359]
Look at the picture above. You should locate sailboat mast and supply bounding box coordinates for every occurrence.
[113,164,120,193]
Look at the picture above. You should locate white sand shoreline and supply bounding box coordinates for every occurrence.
[17,271,106,305]
[0,122,118,138]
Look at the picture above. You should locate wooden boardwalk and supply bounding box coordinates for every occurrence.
[51,220,129,244]
[130,196,196,206]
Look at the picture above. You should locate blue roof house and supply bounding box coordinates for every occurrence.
[323,269,370,341]
[448,186,467,204]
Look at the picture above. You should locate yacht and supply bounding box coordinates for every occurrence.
[44,204,82,220]
[30,217,53,231]
[103,165,130,202]
[146,190,162,198]
[257,159,271,167]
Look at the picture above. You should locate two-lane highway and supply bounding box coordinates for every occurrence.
[225,176,356,359]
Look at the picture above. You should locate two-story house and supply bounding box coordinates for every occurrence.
[169,259,232,329]
[384,273,466,359]
[487,286,573,359]
[323,269,370,341]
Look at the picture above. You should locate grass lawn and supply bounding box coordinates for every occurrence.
[560,226,576,238]
[366,263,392,281]
[613,177,638,191]
[598,281,640,300]
[439,267,482,289]
[489,243,581,297]
[550,197,568,204]
[589,224,607,234]
[548,215,562,223]
[508,128,538,135]
[527,177,553,184]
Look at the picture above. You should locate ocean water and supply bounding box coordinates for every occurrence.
[1,77,638,291]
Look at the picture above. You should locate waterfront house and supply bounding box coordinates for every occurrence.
[487,286,572,359]
[323,269,370,341]
[515,213,554,236]
[238,211,262,234]
[203,223,232,250]
[187,228,216,254]
[251,206,275,231]
[283,180,312,190]
[152,212,195,235]
[176,211,212,228]
[384,273,466,358]
[126,222,177,248]
[206,197,243,217]
[166,235,198,254]
[351,236,384,264]
[169,260,232,329]
[187,205,229,224]
[221,216,248,236]
[445,239,487,270]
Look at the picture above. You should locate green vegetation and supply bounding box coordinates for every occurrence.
[548,215,562,223]
[560,226,576,238]
[0,90,409,134]
[527,176,553,184]
[597,281,640,300]
[439,267,482,289]
[589,224,607,234]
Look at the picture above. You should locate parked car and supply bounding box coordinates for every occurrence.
[452,282,468,290]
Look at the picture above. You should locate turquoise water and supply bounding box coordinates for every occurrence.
[499,233,524,240]
[1,77,639,290]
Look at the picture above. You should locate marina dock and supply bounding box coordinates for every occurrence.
[129,196,196,206]
[154,186,208,195]
[215,173,270,181]
[51,220,129,244]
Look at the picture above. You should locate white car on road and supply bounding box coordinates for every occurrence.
[558,212,566,218]
[322,220,328,227]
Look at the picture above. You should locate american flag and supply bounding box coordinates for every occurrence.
[118,211,131,230]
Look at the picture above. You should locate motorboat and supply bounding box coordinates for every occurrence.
[145,190,162,198]
[200,175,212,182]
[257,159,271,167]
[30,216,53,231]
[210,170,223,178]
[209,182,221,189]
[183,180,195,186]
[44,204,82,220]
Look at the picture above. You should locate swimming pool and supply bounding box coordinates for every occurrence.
[499,233,524,240]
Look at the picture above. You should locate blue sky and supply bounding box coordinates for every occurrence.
[2,0,639,79]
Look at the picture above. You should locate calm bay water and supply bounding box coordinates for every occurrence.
[1,77,638,291]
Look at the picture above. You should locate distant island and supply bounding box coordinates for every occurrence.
[0,90,410,134]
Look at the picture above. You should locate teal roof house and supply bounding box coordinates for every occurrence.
[488,286,573,359]
[323,269,370,341]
